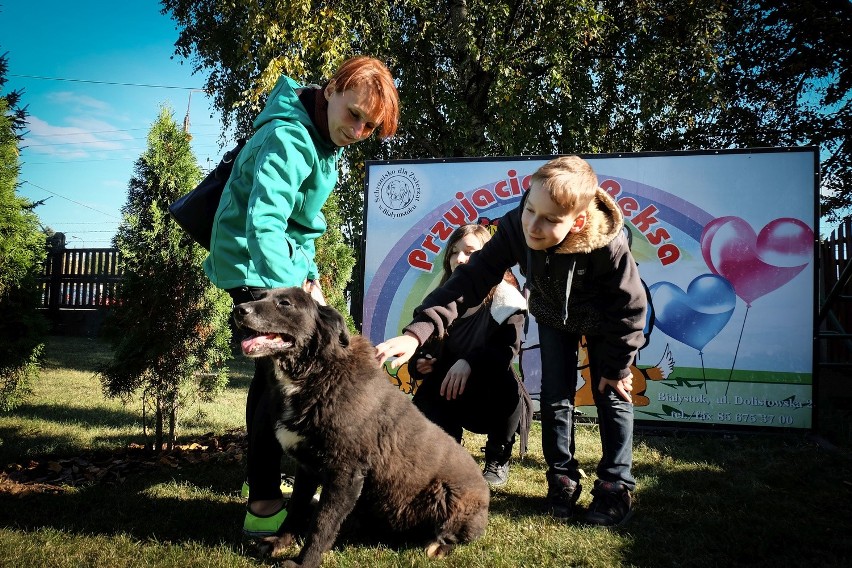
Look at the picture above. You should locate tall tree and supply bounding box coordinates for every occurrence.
[99,107,233,450]
[697,1,851,224]
[0,51,47,411]
[314,190,357,328]
[162,0,850,299]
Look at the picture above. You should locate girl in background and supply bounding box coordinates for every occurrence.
[409,224,532,487]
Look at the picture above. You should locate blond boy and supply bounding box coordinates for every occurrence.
[377,156,647,526]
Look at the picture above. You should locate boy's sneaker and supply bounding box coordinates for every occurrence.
[581,480,633,527]
[243,506,288,538]
[546,472,582,518]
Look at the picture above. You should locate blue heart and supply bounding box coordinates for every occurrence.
[649,274,736,351]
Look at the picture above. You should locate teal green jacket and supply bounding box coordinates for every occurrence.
[204,75,342,289]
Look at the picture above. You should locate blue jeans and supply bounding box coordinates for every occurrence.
[538,324,635,490]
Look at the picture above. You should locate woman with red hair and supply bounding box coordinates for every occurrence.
[203,55,400,538]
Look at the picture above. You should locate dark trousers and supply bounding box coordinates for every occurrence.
[412,366,522,450]
[538,324,635,490]
[229,286,284,502]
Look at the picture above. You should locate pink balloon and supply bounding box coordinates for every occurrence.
[700,216,813,305]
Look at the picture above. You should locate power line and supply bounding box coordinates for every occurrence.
[55,229,117,233]
[9,73,205,91]
[20,181,122,220]
[31,127,150,137]
[24,132,221,147]
[24,151,223,165]
[25,141,142,149]
[50,221,121,225]
[27,126,218,139]
[24,156,144,165]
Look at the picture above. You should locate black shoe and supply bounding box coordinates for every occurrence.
[546,472,582,518]
[482,441,513,487]
[582,480,633,527]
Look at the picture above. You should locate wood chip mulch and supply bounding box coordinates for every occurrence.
[0,430,246,497]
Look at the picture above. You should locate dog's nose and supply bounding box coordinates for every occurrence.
[233,304,253,317]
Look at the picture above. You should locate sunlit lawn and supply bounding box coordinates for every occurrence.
[1,336,850,567]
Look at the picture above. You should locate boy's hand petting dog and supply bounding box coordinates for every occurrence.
[302,279,326,306]
[599,373,633,403]
[375,333,419,368]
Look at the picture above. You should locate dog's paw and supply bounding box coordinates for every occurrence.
[257,532,298,558]
[425,541,455,559]
[280,561,301,568]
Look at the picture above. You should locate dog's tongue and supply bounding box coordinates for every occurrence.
[241,333,281,355]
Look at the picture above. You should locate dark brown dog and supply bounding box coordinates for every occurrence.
[233,287,489,568]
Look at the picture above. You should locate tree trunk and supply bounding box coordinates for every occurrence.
[168,404,177,451]
[155,397,164,451]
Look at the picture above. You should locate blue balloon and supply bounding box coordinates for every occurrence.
[649,274,737,351]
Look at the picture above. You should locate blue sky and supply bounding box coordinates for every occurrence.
[3,1,228,247]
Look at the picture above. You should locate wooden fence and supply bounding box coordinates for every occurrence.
[39,248,124,310]
[820,218,852,364]
[37,247,123,335]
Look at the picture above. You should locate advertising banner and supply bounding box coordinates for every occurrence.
[362,148,817,429]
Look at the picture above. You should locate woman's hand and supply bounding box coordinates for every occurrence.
[303,279,326,306]
[415,354,436,375]
[375,333,419,368]
[599,373,633,403]
[440,359,471,400]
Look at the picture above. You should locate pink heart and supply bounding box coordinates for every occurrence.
[700,217,812,305]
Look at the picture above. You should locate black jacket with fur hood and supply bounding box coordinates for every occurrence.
[404,188,647,381]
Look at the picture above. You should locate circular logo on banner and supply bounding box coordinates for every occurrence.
[374,168,421,218]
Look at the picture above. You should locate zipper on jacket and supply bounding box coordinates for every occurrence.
[562,256,577,325]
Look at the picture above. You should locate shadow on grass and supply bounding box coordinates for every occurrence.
[42,335,256,392]
[41,336,114,374]
[616,431,852,567]
[0,403,143,463]
[226,367,254,391]
[488,490,551,520]
[0,464,249,551]
[7,431,848,567]
[0,424,147,465]
[0,461,485,563]
[516,452,548,470]
[11,402,141,429]
[0,424,77,464]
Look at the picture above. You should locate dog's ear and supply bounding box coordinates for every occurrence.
[318,304,350,348]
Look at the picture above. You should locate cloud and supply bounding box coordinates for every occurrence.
[22,114,136,158]
[47,91,113,114]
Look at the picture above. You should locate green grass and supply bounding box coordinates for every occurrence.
[1,336,851,567]
[0,336,249,461]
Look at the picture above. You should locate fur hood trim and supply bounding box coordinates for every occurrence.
[555,187,623,254]
[489,281,527,325]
